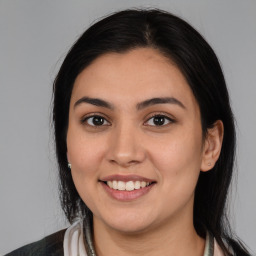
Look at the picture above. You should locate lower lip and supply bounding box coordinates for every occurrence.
[101,182,155,201]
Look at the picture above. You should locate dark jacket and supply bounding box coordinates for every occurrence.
[5,229,66,256]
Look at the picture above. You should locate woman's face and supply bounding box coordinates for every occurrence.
[67,48,206,233]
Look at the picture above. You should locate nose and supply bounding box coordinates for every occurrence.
[107,123,146,167]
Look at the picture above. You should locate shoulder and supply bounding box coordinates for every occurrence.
[4,229,66,256]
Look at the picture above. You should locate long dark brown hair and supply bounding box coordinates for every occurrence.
[53,9,250,255]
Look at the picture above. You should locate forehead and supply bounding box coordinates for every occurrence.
[71,48,197,109]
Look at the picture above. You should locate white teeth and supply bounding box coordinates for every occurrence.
[141,181,146,188]
[134,181,140,189]
[107,181,113,188]
[126,181,134,191]
[112,180,118,189]
[106,180,152,191]
[117,181,126,190]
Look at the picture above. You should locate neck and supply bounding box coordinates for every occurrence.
[93,209,205,256]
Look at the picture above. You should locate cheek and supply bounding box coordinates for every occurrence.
[66,128,107,204]
[67,131,107,211]
[149,129,203,190]
[67,127,106,174]
[152,130,202,166]
[147,134,202,216]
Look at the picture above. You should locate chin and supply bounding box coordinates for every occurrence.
[96,211,156,234]
[108,220,153,234]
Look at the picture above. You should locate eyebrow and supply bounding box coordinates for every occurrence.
[74,96,185,110]
[136,97,186,110]
[74,97,114,109]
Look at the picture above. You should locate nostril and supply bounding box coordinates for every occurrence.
[109,158,140,167]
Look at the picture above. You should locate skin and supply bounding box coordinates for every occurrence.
[67,48,223,256]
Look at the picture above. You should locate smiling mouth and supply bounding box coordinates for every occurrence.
[102,180,155,191]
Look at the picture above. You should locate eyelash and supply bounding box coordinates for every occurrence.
[80,112,175,128]
[144,113,175,127]
[80,113,110,127]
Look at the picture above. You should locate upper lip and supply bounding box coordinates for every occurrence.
[100,174,156,183]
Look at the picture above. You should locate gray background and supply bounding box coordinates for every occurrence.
[0,0,255,255]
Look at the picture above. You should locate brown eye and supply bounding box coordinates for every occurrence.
[84,115,110,126]
[146,115,174,126]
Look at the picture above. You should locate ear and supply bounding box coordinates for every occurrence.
[201,120,224,172]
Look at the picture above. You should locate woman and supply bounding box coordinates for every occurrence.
[6,9,251,256]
